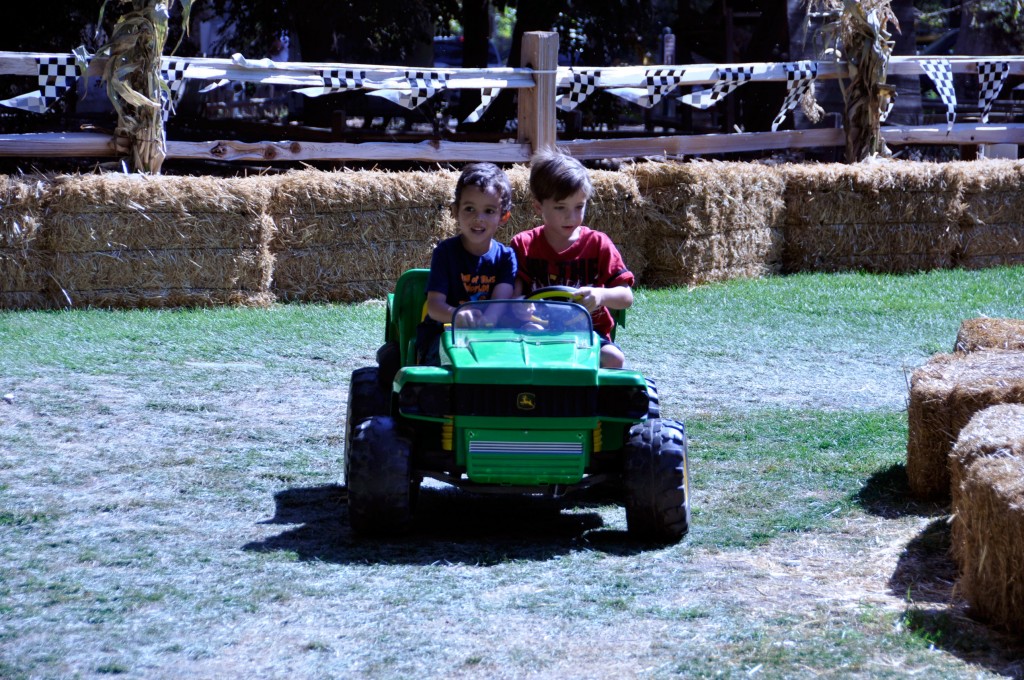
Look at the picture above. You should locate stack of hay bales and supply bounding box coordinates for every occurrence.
[630,161,785,286]
[43,174,274,308]
[0,176,48,309]
[502,165,648,279]
[948,404,1024,634]
[906,349,1024,499]
[954,160,1024,269]
[781,161,962,273]
[954,317,1024,352]
[268,169,456,302]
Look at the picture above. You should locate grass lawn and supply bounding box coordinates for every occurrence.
[2,266,1023,678]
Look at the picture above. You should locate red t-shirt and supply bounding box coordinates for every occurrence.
[511,226,634,340]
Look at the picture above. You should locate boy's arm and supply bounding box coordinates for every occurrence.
[574,285,633,313]
[426,290,456,324]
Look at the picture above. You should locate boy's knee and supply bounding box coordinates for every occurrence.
[600,344,625,368]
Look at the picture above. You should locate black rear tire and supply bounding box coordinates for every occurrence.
[376,341,400,391]
[345,416,415,536]
[623,418,690,543]
[346,367,388,437]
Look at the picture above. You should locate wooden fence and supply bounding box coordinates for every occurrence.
[1,31,1023,165]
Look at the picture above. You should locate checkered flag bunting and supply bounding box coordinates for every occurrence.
[2,55,84,114]
[921,59,956,131]
[38,56,81,111]
[977,60,1009,123]
[771,61,817,131]
[322,68,364,93]
[557,69,600,111]
[606,68,687,108]
[640,68,686,107]
[397,70,448,109]
[678,67,753,110]
[160,59,189,121]
[463,87,500,124]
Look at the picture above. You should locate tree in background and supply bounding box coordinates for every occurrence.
[955,0,1023,54]
[200,0,459,64]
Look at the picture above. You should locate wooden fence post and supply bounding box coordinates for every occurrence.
[518,31,558,156]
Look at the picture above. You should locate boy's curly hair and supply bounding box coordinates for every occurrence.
[453,162,513,214]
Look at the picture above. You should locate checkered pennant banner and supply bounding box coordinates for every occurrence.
[463,87,500,124]
[322,68,364,92]
[606,67,686,108]
[556,69,600,111]
[38,56,81,111]
[0,55,84,114]
[977,60,1010,123]
[921,59,956,131]
[772,61,817,131]
[678,67,753,110]
[368,70,448,110]
[160,59,189,121]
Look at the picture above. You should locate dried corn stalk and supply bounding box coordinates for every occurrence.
[96,0,193,174]
[804,0,899,162]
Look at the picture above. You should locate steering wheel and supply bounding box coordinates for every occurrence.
[523,286,591,331]
[526,285,580,302]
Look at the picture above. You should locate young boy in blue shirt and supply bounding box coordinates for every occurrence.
[416,162,517,364]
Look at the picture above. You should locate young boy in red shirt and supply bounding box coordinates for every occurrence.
[511,150,634,368]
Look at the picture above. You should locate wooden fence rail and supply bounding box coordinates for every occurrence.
[1,32,1023,165]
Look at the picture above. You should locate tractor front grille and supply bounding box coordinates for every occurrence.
[453,384,596,418]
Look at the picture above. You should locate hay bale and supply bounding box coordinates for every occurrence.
[43,174,273,308]
[954,160,1024,269]
[956,454,1024,634]
[949,404,1024,563]
[630,161,785,285]
[271,240,433,303]
[268,169,455,302]
[644,228,783,286]
[954,317,1024,353]
[907,350,1024,500]
[0,176,50,309]
[781,161,962,273]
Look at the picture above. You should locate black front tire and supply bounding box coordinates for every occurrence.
[645,377,660,419]
[345,416,415,536]
[623,418,690,543]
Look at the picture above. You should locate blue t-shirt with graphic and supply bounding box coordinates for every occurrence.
[416,236,516,364]
[426,236,516,309]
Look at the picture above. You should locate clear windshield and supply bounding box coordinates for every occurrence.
[450,299,594,349]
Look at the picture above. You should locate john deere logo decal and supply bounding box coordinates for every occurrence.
[517,392,536,410]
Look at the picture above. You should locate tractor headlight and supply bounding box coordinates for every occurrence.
[399,383,452,418]
[598,386,651,420]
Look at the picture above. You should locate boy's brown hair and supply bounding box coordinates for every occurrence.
[528,149,593,202]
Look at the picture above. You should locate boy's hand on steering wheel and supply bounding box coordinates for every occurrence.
[574,286,602,313]
[453,307,483,328]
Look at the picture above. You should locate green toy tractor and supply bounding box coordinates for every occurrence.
[344,269,691,543]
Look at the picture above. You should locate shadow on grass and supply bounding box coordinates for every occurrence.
[854,463,949,519]
[890,518,1024,678]
[242,484,655,565]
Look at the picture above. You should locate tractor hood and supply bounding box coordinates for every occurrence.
[442,299,600,386]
